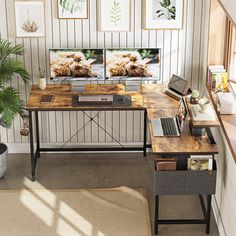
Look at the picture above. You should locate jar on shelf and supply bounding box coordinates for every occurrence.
[190,90,200,104]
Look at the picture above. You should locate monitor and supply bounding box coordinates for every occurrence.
[105,48,160,80]
[50,49,104,80]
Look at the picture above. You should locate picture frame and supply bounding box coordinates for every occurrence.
[58,0,88,19]
[15,1,46,37]
[144,0,183,29]
[99,0,131,32]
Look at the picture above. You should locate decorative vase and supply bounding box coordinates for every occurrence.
[0,143,8,178]
[39,77,46,90]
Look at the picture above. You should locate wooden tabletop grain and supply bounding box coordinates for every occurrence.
[26,83,219,155]
[141,84,179,109]
[26,84,144,111]
[147,109,218,155]
[142,84,218,155]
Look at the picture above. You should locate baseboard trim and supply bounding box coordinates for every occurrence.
[212,195,227,236]
[5,142,148,154]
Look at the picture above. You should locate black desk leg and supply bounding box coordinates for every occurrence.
[206,195,212,234]
[143,109,147,157]
[35,111,40,158]
[29,111,36,182]
[155,195,159,235]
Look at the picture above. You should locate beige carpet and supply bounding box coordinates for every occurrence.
[0,186,151,236]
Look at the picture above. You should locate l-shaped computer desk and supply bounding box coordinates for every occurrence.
[27,83,220,234]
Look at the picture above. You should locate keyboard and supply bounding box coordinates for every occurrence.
[160,118,178,136]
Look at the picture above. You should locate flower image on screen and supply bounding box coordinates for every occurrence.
[105,49,160,79]
[50,49,104,80]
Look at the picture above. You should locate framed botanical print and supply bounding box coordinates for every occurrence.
[15,1,45,37]
[144,0,183,29]
[58,0,88,19]
[99,0,130,32]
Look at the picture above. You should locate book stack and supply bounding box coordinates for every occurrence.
[155,157,177,171]
[188,155,213,171]
[208,65,228,93]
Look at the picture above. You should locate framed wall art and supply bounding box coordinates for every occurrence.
[15,1,45,37]
[58,0,88,19]
[99,0,130,32]
[144,0,183,29]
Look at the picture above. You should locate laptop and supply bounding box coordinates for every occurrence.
[151,98,188,137]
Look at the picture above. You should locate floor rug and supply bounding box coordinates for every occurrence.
[0,186,151,236]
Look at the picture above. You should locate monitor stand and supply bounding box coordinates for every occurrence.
[71,85,85,92]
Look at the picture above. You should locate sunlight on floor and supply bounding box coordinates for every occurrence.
[97,231,106,236]
[19,189,55,226]
[20,177,96,236]
[58,201,93,236]
[19,178,56,226]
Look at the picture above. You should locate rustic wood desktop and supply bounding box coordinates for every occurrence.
[142,84,219,235]
[27,83,219,235]
[26,84,147,181]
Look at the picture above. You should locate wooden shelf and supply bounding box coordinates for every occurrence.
[186,97,220,128]
[208,89,236,163]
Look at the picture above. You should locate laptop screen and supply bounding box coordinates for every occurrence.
[177,98,188,132]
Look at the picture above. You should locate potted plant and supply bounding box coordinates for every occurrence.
[38,67,46,90]
[0,38,30,178]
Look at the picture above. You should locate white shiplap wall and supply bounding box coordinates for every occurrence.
[0,0,211,145]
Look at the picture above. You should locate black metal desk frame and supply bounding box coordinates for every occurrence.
[28,108,148,182]
[155,194,213,234]
[154,128,217,235]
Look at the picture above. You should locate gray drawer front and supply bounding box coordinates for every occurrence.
[155,170,217,195]
[185,171,217,194]
[155,171,186,195]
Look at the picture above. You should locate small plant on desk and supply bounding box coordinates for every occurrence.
[38,67,46,90]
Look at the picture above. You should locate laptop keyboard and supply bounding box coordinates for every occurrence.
[160,118,178,136]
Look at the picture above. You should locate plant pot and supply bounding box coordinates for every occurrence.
[0,143,8,178]
[39,77,46,90]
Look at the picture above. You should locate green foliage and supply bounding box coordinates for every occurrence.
[0,39,30,128]
[0,87,24,127]
[140,49,152,58]
[59,0,85,14]
[110,0,121,26]
[85,50,95,59]
[156,0,176,20]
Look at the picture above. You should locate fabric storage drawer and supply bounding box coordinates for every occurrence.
[154,162,217,195]
[154,171,186,195]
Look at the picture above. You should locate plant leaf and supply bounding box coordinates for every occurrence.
[0,87,23,127]
[59,0,85,14]
[110,0,121,26]
[0,39,25,60]
[157,13,165,18]
[163,0,171,7]
[0,58,31,85]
